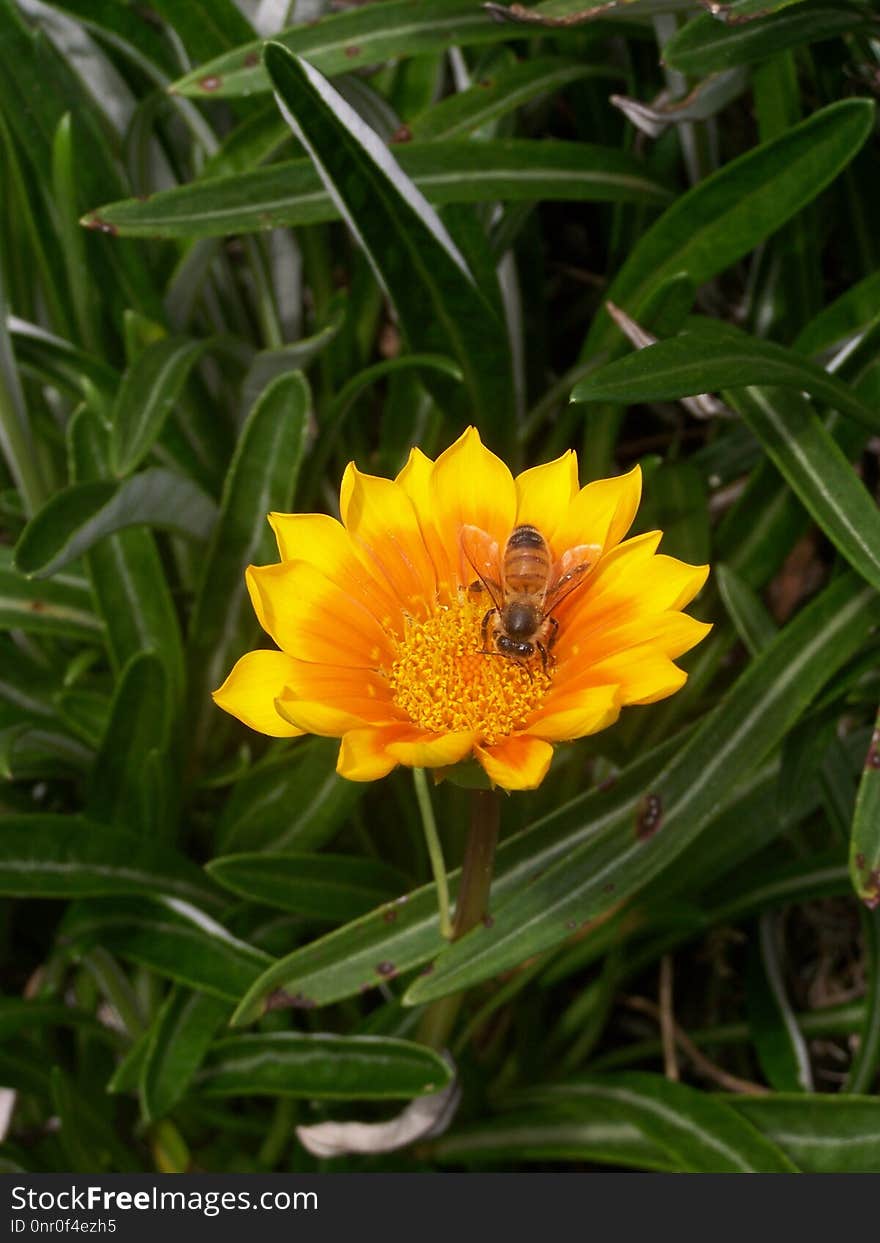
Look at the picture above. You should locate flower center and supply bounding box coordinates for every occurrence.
[388,598,552,746]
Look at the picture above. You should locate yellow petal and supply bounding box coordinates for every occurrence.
[588,648,688,705]
[397,445,455,599]
[340,465,437,617]
[212,649,304,738]
[267,511,403,628]
[246,561,394,668]
[336,726,404,781]
[475,735,554,790]
[514,451,580,548]
[386,730,476,767]
[553,464,642,556]
[584,612,713,665]
[527,684,621,742]
[429,427,516,587]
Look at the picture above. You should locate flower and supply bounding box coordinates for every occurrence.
[213,428,710,791]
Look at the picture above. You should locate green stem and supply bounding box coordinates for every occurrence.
[418,788,501,1051]
[413,767,452,939]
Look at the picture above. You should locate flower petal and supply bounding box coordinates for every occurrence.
[553,464,642,557]
[557,612,712,685]
[514,451,580,548]
[429,428,517,588]
[340,465,437,617]
[588,648,688,705]
[396,446,456,600]
[337,726,406,782]
[247,561,395,668]
[212,649,304,738]
[385,730,477,768]
[475,735,554,790]
[267,511,403,627]
[526,684,621,742]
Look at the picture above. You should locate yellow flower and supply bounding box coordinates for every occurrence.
[213,428,710,791]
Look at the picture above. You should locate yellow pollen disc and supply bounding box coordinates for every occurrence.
[388,598,552,747]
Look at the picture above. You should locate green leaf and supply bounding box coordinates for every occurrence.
[206,853,409,921]
[149,0,253,62]
[585,100,875,357]
[86,653,171,837]
[62,897,270,1001]
[218,738,364,854]
[263,43,513,436]
[68,408,186,703]
[409,56,617,140]
[571,323,880,434]
[406,573,880,1004]
[14,470,217,579]
[0,548,103,641]
[747,914,813,1092]
[84,140,672,239]
[731,1095,880,1173]
[850,710,880,909]
[9,316,117,399]
[109,336,209,476]
[431,1106,675,1172]
[169,0,590,98]
[715,564,778,657]
[0,815,219,906]
[196,1033,451,1100]
[140,987,231,1123]
[187,371,309,750]
[727,386,880,595]
[663,5,870,75]
[530,1075,799,1172]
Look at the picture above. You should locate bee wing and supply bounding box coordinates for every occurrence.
[545,543,601,612]
[460,524,504,610]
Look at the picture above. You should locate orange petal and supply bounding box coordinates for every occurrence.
[553,464,642,557]
[246,561,394,668]
[397,446,456,600]
[526,684,621,742]
[340,465,437,617]
[267,511,403,628]
[429,428,517,588]
[475,735,554,790]
[386,730,477,768]
[336,725,407,782]
[275,672,405,735]
[514,451,580,549]
[212,649,304,738]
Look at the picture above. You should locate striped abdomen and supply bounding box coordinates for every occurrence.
[502,524,552,598]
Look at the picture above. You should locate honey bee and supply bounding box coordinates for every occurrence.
[460,523,600,670]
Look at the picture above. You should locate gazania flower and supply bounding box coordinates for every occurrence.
[214,428,710,791]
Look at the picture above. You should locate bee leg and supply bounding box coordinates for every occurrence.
[536,642,550,674]
[481,608,497,650]
[546,616,560,651]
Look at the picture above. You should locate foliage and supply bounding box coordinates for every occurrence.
[1,0,879,1175]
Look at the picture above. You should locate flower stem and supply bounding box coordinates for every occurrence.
[418,788,501,1051]
[413,767,452,940]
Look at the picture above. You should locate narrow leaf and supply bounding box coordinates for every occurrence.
[84,141,672,239]
[15,470,217,579]
[110,337,208,476]
[0,816,219,906]
[263,43,513,436]
[197,1033,452,1100]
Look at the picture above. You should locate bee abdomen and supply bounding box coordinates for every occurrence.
[504,524,551,593]
[507,524,545,550]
